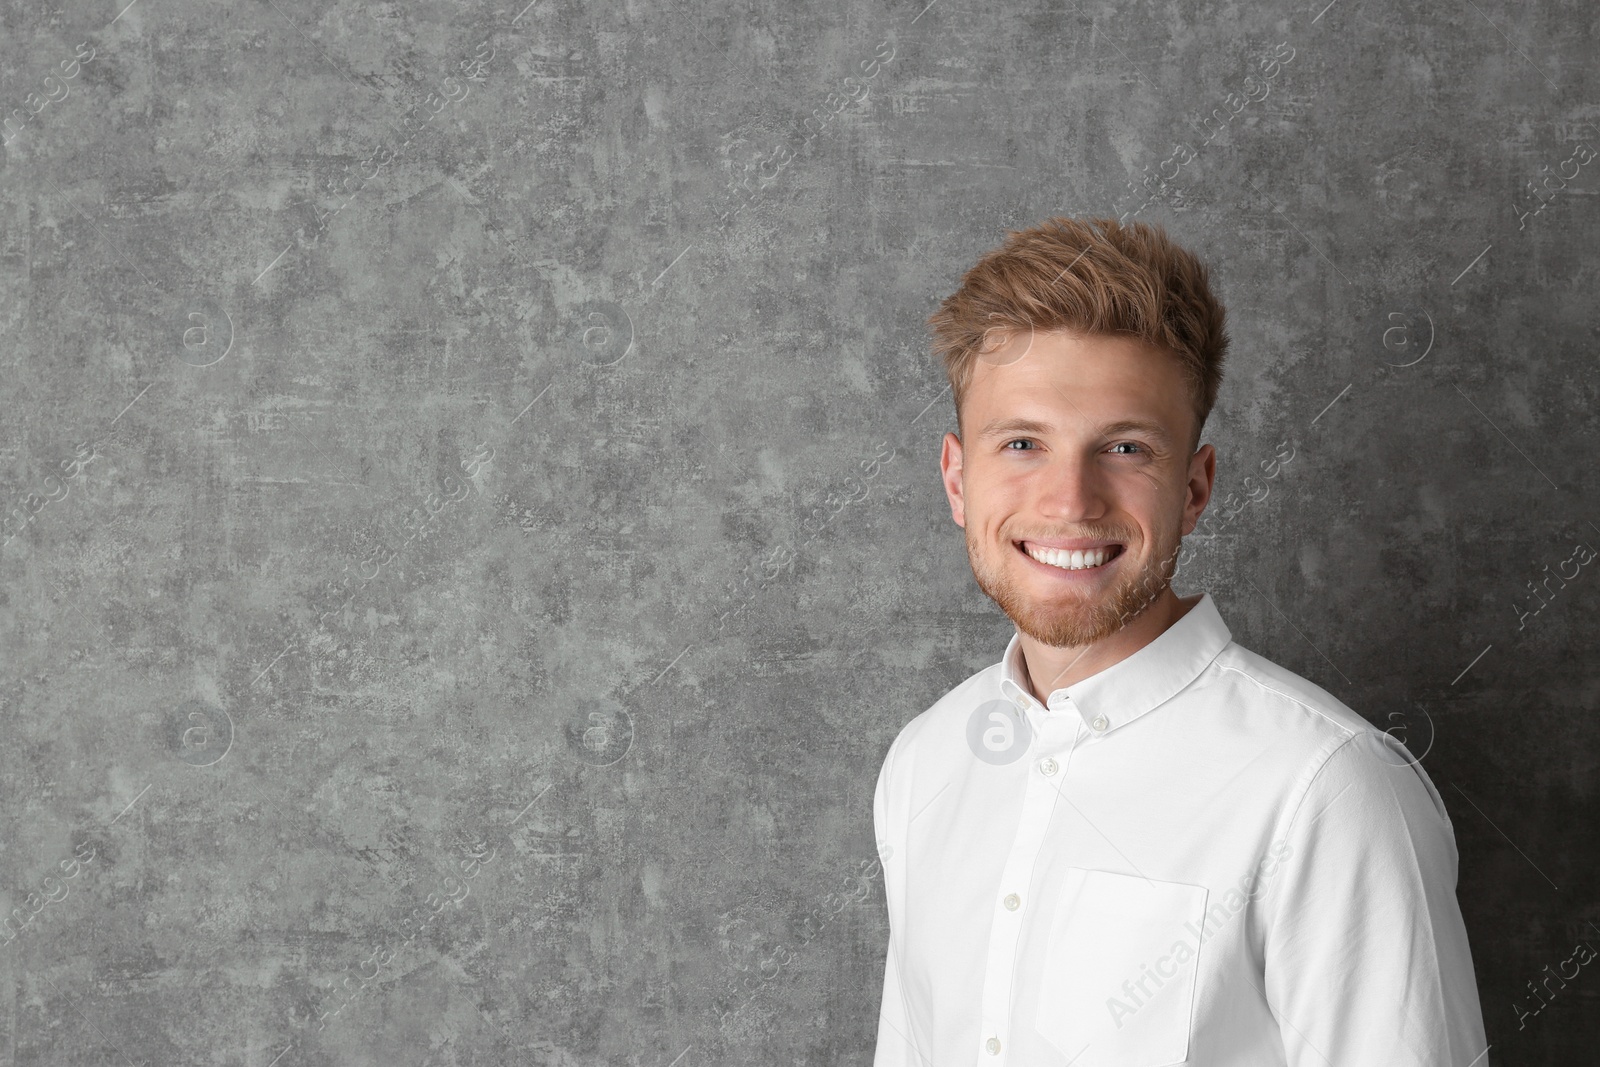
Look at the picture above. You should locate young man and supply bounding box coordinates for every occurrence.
[871,217,1489,1067]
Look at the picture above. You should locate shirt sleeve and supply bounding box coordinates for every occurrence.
[871,734,927,1067]
[1262,729,1490,1067]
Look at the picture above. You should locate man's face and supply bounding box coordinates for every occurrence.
[940,328,1216,649]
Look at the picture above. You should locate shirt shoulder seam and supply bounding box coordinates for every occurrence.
[1214,660,1359,739]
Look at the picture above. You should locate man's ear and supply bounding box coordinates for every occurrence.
[1183,442,1217,536]
[940,431,967,528]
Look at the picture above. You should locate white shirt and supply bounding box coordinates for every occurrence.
[871,592,1488,1067]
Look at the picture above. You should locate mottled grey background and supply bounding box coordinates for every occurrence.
[0,0,1594,1063]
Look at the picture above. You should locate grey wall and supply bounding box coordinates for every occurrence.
[0,0,1595,1063]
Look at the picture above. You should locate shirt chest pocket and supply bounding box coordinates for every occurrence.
[1032,869,1209,1067]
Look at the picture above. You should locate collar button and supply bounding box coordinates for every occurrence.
[1091,715,1109,732]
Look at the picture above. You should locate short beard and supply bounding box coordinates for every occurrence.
[966,524,1183,649]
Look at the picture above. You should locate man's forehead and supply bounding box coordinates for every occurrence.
[962,346,1197,446]
[968,349,1187,410]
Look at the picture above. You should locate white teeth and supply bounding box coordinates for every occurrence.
[1025,544,1116,571]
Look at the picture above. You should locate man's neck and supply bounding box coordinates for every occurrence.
[1021,588,1202,702]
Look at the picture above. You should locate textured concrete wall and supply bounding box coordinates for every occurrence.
[0,0,1595,1064]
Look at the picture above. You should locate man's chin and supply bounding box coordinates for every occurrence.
[1010,603,1129,649]
[1004,571,1169,648]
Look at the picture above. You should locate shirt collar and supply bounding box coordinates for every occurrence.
[996,592,1232,735]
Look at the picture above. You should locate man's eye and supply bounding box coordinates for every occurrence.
[1003,439,1035,451]
[1109,442,1142,455]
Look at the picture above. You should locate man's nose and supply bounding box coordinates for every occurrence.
[1034,453,1107,520]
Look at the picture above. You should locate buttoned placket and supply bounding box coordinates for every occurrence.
[977,690,1084,1062]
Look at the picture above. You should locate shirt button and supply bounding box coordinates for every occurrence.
[1039,757,1058,776]
[1003,893,1021,911]
[986,1037,1002,1055]
[1091,715,1108,731]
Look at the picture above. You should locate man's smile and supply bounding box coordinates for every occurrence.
[1014,539,1127,574]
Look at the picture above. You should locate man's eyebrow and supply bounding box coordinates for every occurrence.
[976,417,1056,440]
[1099,419,1175,446]
[976,416,1175,447]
